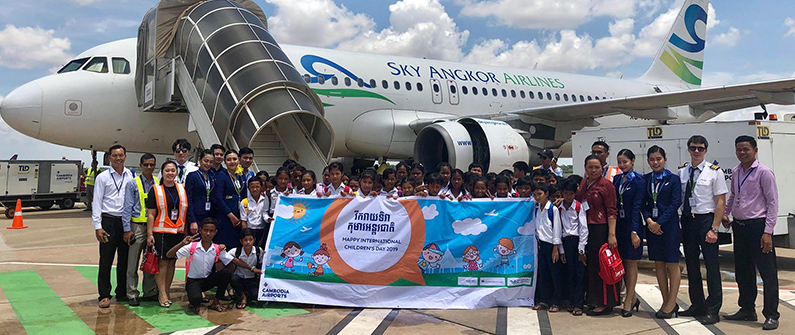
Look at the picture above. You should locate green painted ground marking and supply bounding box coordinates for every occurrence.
[248,302,310,319]
[0,271,94,335]
[74,266,214,333]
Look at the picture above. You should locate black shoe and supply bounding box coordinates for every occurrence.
[762,318,778,330]
[723,310,758,321]
[621,300,640,317]
[141,295,159,302]
[697,314,719,325]
[679,308,705,317]
[586,306,614,316]
[116,295,129,302]
[656,304,679,319]
[128,298,140,306]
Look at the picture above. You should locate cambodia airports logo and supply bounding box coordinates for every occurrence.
[261,281,290,299]
[660,3,706,86]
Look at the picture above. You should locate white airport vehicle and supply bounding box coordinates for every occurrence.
[2,0,794,173]
[571,119,795,247]
[0,160,84,218]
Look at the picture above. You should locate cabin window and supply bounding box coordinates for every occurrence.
[111,58,130,74]
[303,74,311,83]
[382,80,388,89]
[528,91,535,99]
[587,96,592,101]
[58,58,90,73]
[370,79,376,88]
[555,93,560,101]
[519,90,525,99]
[394,81,400,90]
[331,76,338,85]
[511,90,516,98]
[482,87,488,96]
[580,95,585,101]
[546,92,552,100]
[450,85,457,94]
[571,94,577,102]
[344,77,351,86]
[538,91,543,100]
[462,86,468,95]
[492,88,498,96]
[83,57,108,73]
[563,94,569,102]
[405,82,412,91]
[357,78,364,87]
[472,87,478,95]
[501,89,507,97]
[433,83,440,93]
[416,82,423,91]
[318,76,325,84]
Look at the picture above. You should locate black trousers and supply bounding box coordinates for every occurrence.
[682,213,722,315]
[586,224,619,307]
[185,268,232,307]
[562,236,586,308]
[732,219,779,319]
[231,275,259,302]
[98,215,128,301]
[535,240,563,305]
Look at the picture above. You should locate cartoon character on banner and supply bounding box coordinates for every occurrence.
[308,243,331,276]
[494,237,517,268]
[280,241,304,272]
[417,243,443,274]
[462,245,482,272]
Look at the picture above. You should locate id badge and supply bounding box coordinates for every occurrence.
[170,209,179,221]
[619,209,625,218]
[689,198,697,207]
[205,202,211,211]
[652,207,659,218]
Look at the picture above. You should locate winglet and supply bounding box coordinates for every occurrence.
[639,0,709,89]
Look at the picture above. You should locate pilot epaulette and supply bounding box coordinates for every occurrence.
[710,160,720,170]
[678,162,689,169]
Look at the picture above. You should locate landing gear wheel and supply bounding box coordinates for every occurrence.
[60,198,76,210]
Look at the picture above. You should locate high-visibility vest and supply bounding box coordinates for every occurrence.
[85,168,97,186]
[604,165,621,182]
[132,176,158,223]
[152,183,187,234]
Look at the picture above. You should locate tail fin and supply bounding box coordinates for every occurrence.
[639,0,709,89]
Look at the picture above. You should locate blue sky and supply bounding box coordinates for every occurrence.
[0,0,794,162]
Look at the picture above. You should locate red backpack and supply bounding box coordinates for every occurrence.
[185,241,221,280]
[598,243,625,304]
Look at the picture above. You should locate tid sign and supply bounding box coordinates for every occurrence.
[756,126,770,139]
[647,126,663,139]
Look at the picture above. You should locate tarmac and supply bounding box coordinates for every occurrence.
[1,205,795,335]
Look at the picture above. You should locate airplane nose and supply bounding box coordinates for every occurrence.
[1,81,43,138]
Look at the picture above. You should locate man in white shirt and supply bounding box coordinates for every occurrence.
[240,178,272,247]
[159,139,198,184]
[92,144,134,308]
[678,135,728,325]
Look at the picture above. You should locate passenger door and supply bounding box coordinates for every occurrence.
[447,80,459,105]
[430,79,443,104]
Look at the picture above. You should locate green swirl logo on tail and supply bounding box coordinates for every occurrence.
[661,4,707,86]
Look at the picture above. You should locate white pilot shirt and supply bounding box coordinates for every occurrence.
[176,242,235,279]
[158,160,198,184]
[678,159,728,214]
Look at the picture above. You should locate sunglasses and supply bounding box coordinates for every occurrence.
[174,148,189,153]
[688,146,706,152]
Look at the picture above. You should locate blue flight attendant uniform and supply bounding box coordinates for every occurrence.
[212,169,244,249]
[613,171,644,260]
[185,168,215,227]
[641,170,682,263]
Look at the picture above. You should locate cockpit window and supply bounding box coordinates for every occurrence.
[57,58,90,74]
[112,57,130,74]
[83,57,108,73]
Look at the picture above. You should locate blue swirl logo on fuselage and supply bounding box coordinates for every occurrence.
[300,55,372,88]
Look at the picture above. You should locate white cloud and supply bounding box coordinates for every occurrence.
[785,17,795,37]
[421,204,439,220]
[266,0,375,48]
[516,221,535,235]
[275,204,295,219]
[712,27,741,47]
[0,25,72,69]
[452,217,487,236]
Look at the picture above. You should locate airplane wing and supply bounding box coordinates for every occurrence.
[482,78,795,122]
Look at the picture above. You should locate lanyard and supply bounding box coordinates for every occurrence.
[618,174,633,204]
[737,167,756,194]
[650,176,663,204]
[229,171,242,194]
[165,186,179,210]
[110,172,125,194]
[201,171,212,199]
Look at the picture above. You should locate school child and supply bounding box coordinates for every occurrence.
[381,168,399,198]
[530,169,548,184]
[289,165,305,193]
[470,176,493,199]
[486,172,498,195]
[263,176,274,195]
[167,218,261,312]
[444,169,469,200]
[400,179,416,197]
[410,163,425,186]
[419,173,445,198]
[348,176,360,195]
[372,174,384,195]
[515,176,533,200]
[239,178,272,248]
[436,162,453,194]
[299,170,322,196]
[494,176,513,198]
[549,184,562,203]
[269,167,292,216]
[319,166,330,188]
[358,171,379,198]
[229,229,263,309]
[557,179,589,316]
[531,182,564,312]
[323,162,351,196]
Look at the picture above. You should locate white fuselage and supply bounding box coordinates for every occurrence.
[1,38,669,158]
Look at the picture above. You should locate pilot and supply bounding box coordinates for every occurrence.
[592,141,620,182]
[534,149,563,177]
[158,139,198,184]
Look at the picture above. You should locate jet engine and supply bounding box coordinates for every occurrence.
[414,118,529,173]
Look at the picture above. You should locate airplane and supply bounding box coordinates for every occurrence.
[2,0,794,173]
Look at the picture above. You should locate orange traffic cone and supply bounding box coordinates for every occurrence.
[7,199,28,229]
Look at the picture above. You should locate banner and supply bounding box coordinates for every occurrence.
[259,196,537,309]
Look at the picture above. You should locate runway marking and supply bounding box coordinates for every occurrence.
[635,284,714,335]
[334,308,394,335]
[505,307,541,335]
[165,325,225,335]
[371,309,400,335]
[676,298,725,335]
[326,308,362,335]
[0,270,93,335]
[74,266,215,333]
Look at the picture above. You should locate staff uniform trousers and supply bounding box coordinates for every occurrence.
[126,222,157,300]
[98,214,128,301]
[681,213,721,315]
[732,218,779,320]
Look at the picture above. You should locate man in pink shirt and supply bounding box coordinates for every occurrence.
[721,135,779,330]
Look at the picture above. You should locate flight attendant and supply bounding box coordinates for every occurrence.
[641,145,682,319]
[612,149,644,317]
[576,155,618,316]
[185,149,216,235]
[212,150,244,250]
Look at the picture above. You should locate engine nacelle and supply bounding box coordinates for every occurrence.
[414,118,529,173]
